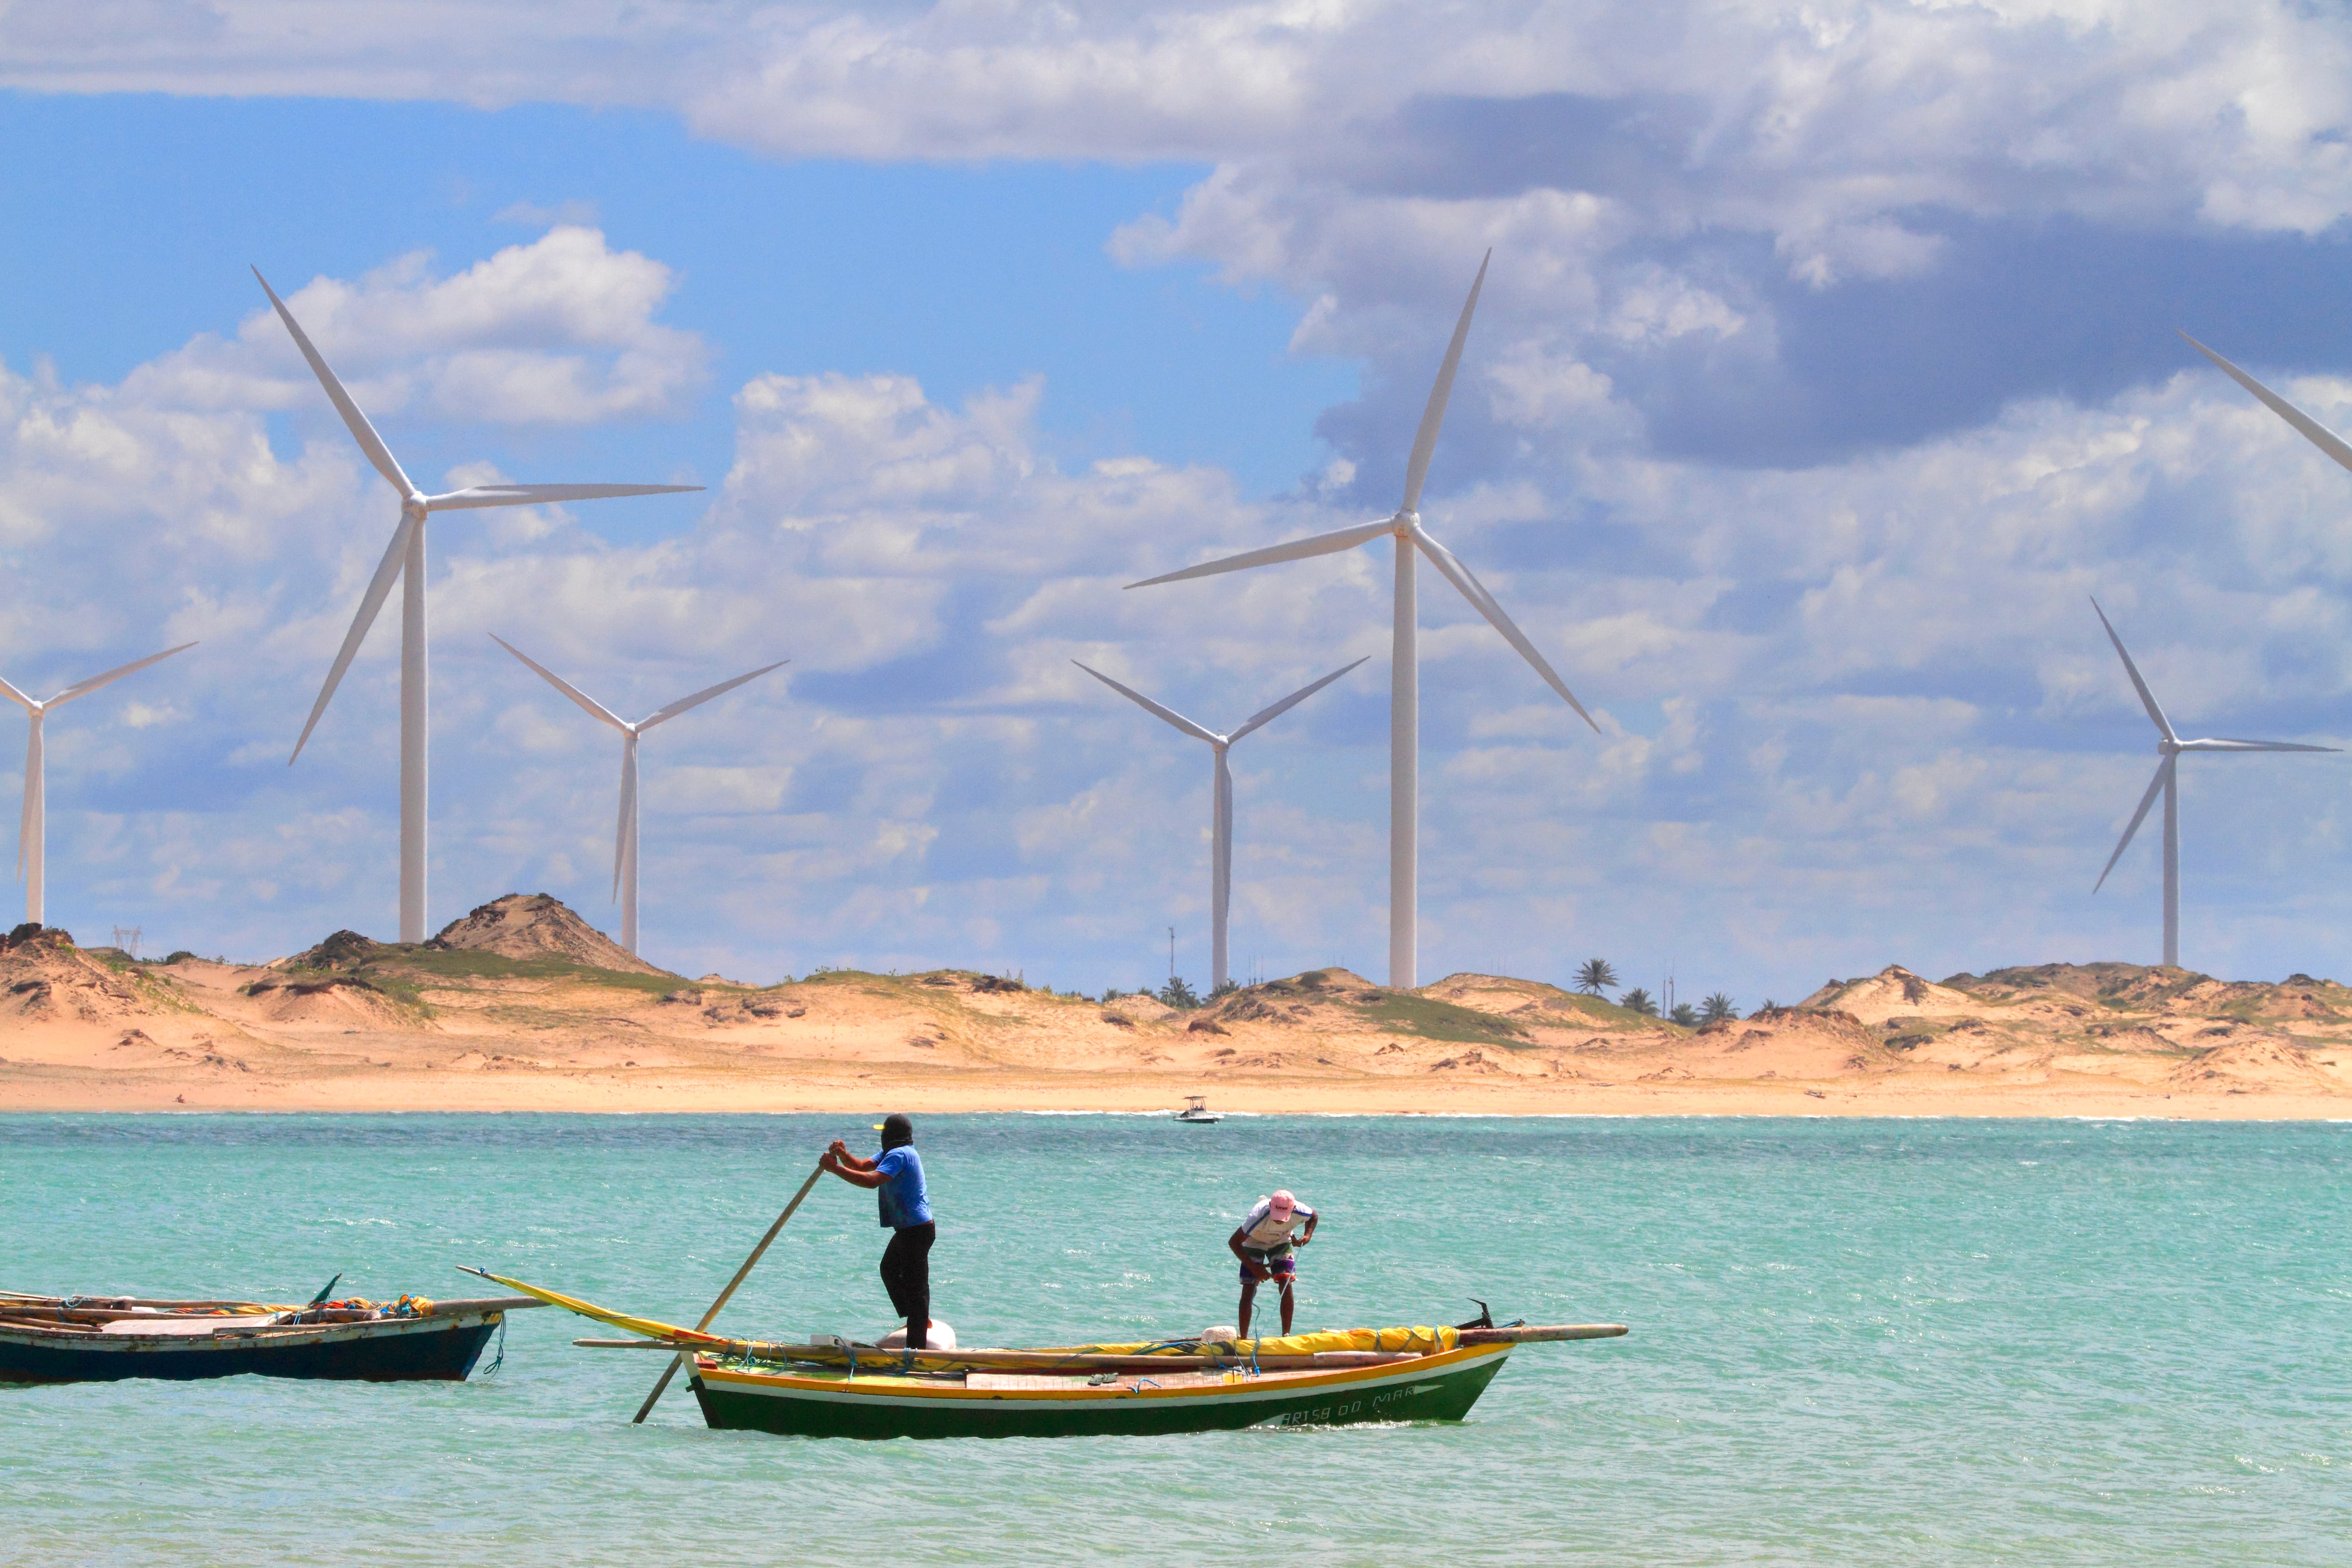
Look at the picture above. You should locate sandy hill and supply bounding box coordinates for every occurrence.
[1799,966,1980,1024]
[427,894,667,975]
[0,916,2346,1115]
[0,927,179,1026]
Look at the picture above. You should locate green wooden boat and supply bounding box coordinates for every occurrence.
[684,1337,1523,1439]
[468,1267,1627,1441]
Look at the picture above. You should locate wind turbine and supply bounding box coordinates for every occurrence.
[492,636,786,954]
[1127,253,1596,989]
[1074,656,1366,990]
[2090,598,2336,968]
[2180,331,2352,476]
[0,642,195,926]
[255,268,703,942]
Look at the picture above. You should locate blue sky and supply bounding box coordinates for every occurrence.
[8,1,2352,1003]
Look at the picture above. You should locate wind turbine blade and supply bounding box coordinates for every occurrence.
[0,675,34,712]
[636,660,788,731]
[290,513,418,763]
[2089,597,2176,743]
[2186,738,2343,753]
[1401,251,1490,516]
[44,642,197,707]
[1071,661,1221,745]
[1413,526,1599,732]
[423,483,705,511]
[488,635,629,731]
[2095,757,2172,893]
[253,267,414,498]
[1126,518,1395,589]
[2181,332,2352,477]
[614,739,638,903]
[1228,657,1370,744]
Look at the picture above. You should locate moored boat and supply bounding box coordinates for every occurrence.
[1174,1095,1222,1124]
[0,1289,541,1385]
[468,1267,1626,1440]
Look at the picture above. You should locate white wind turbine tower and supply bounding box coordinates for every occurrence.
[0,642,195,926]
[2090,598,2336,968]
[493,636,786,954]
[1074,656,1367,990]
[255,268,702,943]
[1128,253,1596,989]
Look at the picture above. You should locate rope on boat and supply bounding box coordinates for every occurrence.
[480,1315,507,1378]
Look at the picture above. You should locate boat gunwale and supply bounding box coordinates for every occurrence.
[0,1308,514,1353]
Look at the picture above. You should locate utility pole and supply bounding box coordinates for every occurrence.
[1168,927,1176,983]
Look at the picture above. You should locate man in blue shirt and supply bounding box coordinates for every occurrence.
[822,1113,936,1350]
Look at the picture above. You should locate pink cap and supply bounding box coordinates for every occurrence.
[1269,1189,1295,1215]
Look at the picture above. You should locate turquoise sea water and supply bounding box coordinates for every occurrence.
[1,1114,2345,1564]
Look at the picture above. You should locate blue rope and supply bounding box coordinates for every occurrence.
[479,1315,507,1379]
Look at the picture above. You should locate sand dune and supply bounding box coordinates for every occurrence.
[1,909,2347,1116]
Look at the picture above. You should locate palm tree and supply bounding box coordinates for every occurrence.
[1701,992,1738,1023]
[1669,1002,1698,1027]
[1619,987,1658,1017]
[1574,958,1618,995]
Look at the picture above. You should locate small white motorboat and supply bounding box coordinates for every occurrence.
[1175,1095,1222,1124]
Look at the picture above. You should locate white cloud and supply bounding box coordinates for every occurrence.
[125,227,706,426]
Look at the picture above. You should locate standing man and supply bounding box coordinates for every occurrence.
[1228,1188,1317,1339]
[822,1113,935,1351]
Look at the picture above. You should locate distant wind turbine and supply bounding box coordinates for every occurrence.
[255,267,703,942]
[0,642,196,926]
[2089,598,2336,968]
[492,636,786,954]
[1127,253,1596,989]
[1075,657,1365,991]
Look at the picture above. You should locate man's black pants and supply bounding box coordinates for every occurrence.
[880,1221,936,1350]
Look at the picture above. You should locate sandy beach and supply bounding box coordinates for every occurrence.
[0,894,2344,1119]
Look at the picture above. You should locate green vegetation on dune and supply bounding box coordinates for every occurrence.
[381,948,683,994]
[1348,991,1531,1047]
[1543,990,1654,1026]
[284,939,682,999]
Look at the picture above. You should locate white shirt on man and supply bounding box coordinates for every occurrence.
[1237,1196,1314,1251]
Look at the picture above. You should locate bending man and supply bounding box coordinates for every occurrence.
[1228,1188,1317,1339]
[822,1113,935,1350]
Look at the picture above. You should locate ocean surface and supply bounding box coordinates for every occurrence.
[1,1113,2344,1565]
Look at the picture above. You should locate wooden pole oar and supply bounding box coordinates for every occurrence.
[632,1161,826,1424]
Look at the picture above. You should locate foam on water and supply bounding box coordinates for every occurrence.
[2,1113,2346,1564]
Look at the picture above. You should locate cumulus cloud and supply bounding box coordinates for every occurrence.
[13,6,2352,465]
[126,227,706,426]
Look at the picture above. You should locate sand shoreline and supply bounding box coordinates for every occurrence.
[5,905,2348,1124]
[4,1069,2341,1119]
